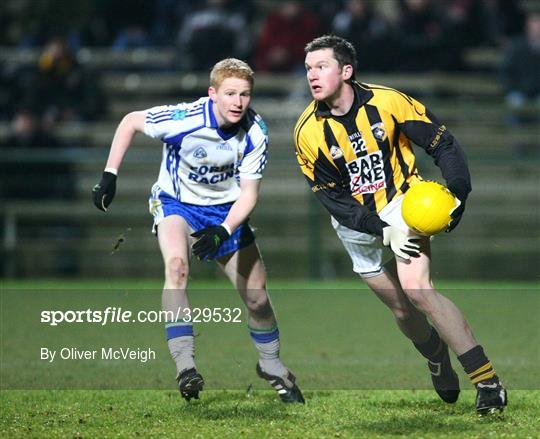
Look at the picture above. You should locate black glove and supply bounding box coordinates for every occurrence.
[446,199,465,232]
[446,181,469,232]
[92,171,117,211]
[191,225,230,260]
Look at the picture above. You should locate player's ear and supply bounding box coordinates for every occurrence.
[208,86,217,102]
[342,64,353,81]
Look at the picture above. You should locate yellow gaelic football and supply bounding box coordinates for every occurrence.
[402,181,457,235]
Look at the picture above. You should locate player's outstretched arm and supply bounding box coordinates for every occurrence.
[92,111,146,211]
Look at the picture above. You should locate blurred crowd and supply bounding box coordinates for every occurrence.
[0,0,531,70]
[0,0,538,135]
[0,0,537,277]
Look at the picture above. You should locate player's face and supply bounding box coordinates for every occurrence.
[209,77,252,128]
[305,49,352,102]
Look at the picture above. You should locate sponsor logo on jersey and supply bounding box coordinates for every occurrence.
[217,142,232,151]
[348,131,367,154]
[172,109,187,120]
[193,147,207,158]
[427,124,446,152]
[188,163,236,185]
[370,122,387,142]
[346,151,386,195]
[311,181,337,193]
[329,145,343,159]
[348,131,363,141]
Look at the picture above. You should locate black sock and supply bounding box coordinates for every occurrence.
[457,345,498,387]
[413,326,447,362]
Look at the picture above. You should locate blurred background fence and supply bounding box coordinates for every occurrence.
[0,0,539,280]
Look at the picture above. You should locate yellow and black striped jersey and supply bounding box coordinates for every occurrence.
[294,82,471,236]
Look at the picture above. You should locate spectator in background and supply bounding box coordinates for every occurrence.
[0,108,62,150]
[481,0,524,47]
[151,0,194,47]
[25,36,106,126]
[112,25,151,51]
[0,108,81,275]
[0,108,75,200]
[105,0,154,49]
[395,0,466,71]
[500,12,540,126]
[0,61,30,121]
[442,0,488,49]
[255,0,320,72]
[332,0,393,72]
[177,0,252,71]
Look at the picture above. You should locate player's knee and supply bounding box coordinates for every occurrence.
[165,256,189,286]
[245,292,272,317]
[399,274,433,291]
[402,288,434,315]
[392,306,414,323]
[399,275,433,298]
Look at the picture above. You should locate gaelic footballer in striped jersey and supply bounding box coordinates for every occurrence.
[294,35,506,415]
[92,58,303,404]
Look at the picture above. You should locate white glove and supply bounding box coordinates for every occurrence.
[383,226,421,260]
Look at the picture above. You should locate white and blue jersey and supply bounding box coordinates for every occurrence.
[144,97,268,205]
[145,97,267,257]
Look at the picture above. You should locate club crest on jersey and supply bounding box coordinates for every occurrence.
[329,145,344,159]
[193,147,207,159]
[371,122,387,142]
[172,109,187,120]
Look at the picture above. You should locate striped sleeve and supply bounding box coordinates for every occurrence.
[144,103,189,140]
[238,114,268,179]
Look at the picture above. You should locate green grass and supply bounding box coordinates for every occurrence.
[2,390,539,438]
[1,279,539,437]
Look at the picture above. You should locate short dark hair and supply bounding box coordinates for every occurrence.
[305,35,357,80]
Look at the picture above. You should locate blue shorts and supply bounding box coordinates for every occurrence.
[149,191,255,259]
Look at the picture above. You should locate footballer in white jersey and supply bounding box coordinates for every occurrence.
[92,58,304,404]
[145,96,268,258]
[145,96,268,206]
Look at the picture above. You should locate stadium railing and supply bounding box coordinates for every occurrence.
[1,143,538,279]
[0,46,502,72]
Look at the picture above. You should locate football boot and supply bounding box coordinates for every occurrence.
[256,362,305,404]
[177,368,204,401]
[476,380,507,416]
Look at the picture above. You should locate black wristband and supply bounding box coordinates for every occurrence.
[101,171,117,184]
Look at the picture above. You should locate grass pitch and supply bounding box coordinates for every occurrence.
[2,390,540,438]
[1,279,539,437]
